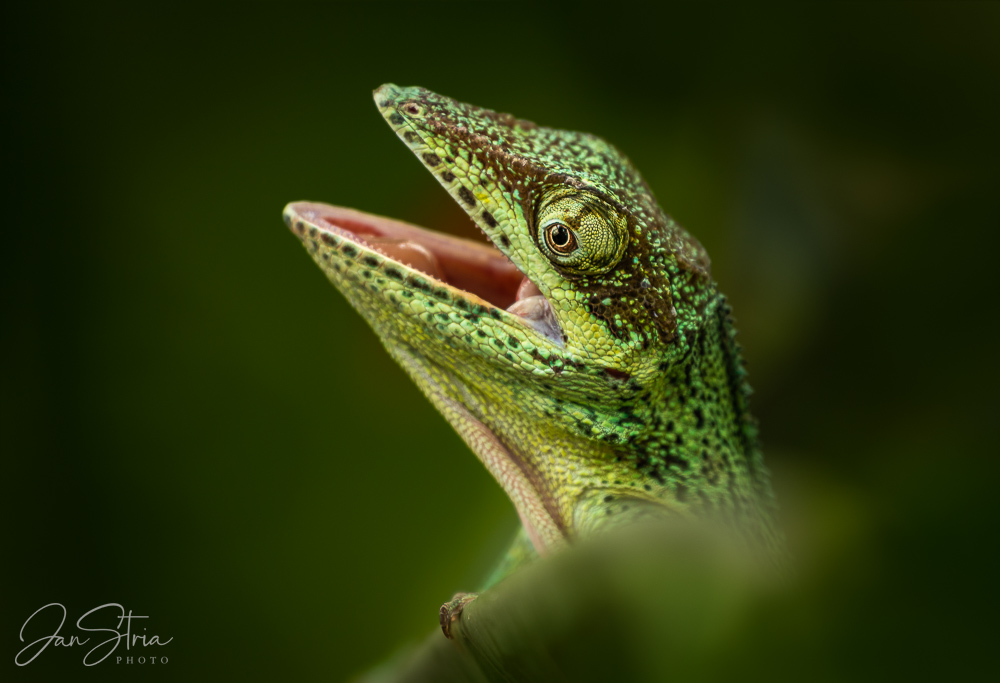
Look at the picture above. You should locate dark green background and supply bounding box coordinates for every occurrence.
[4,3,998,680]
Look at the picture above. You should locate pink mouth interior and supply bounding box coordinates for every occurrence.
[293,202,541,310]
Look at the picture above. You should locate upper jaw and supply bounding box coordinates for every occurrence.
[283,201,564,347]
[350,85,563,346]
[372,85,545,288]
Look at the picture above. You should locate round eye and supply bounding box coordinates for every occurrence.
[535,191,628,275]
[544,223,578,254]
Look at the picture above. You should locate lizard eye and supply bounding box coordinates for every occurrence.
[535,191,628,275]
[544,223,578,255]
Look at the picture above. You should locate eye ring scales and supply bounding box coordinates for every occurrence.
[535,190,629,276]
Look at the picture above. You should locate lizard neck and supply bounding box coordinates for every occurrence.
[555,293,778,543]
[655,295,770,516]
[392,289,778,551]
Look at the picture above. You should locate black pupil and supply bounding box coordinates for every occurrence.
[551,225,570,246]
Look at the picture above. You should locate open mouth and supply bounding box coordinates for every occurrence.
[285,202,563,345]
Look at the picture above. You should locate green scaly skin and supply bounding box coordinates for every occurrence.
[283,85,781,626]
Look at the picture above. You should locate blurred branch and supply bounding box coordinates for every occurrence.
[361,523,783,683]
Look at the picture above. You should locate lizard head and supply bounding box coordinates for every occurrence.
[283,85,720,550]
[286,84,712,380]
[375,84,714,374]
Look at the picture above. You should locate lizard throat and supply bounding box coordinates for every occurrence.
[285,202,563,344]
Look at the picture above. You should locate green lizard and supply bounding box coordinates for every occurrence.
[283,84,780,635]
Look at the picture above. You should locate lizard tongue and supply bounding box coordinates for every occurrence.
[366,238,446,282]
[507,277,563,345]
[515,276,543,301]
[361,233,562,344]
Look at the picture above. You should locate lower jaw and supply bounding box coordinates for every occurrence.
[286,201,563,344]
